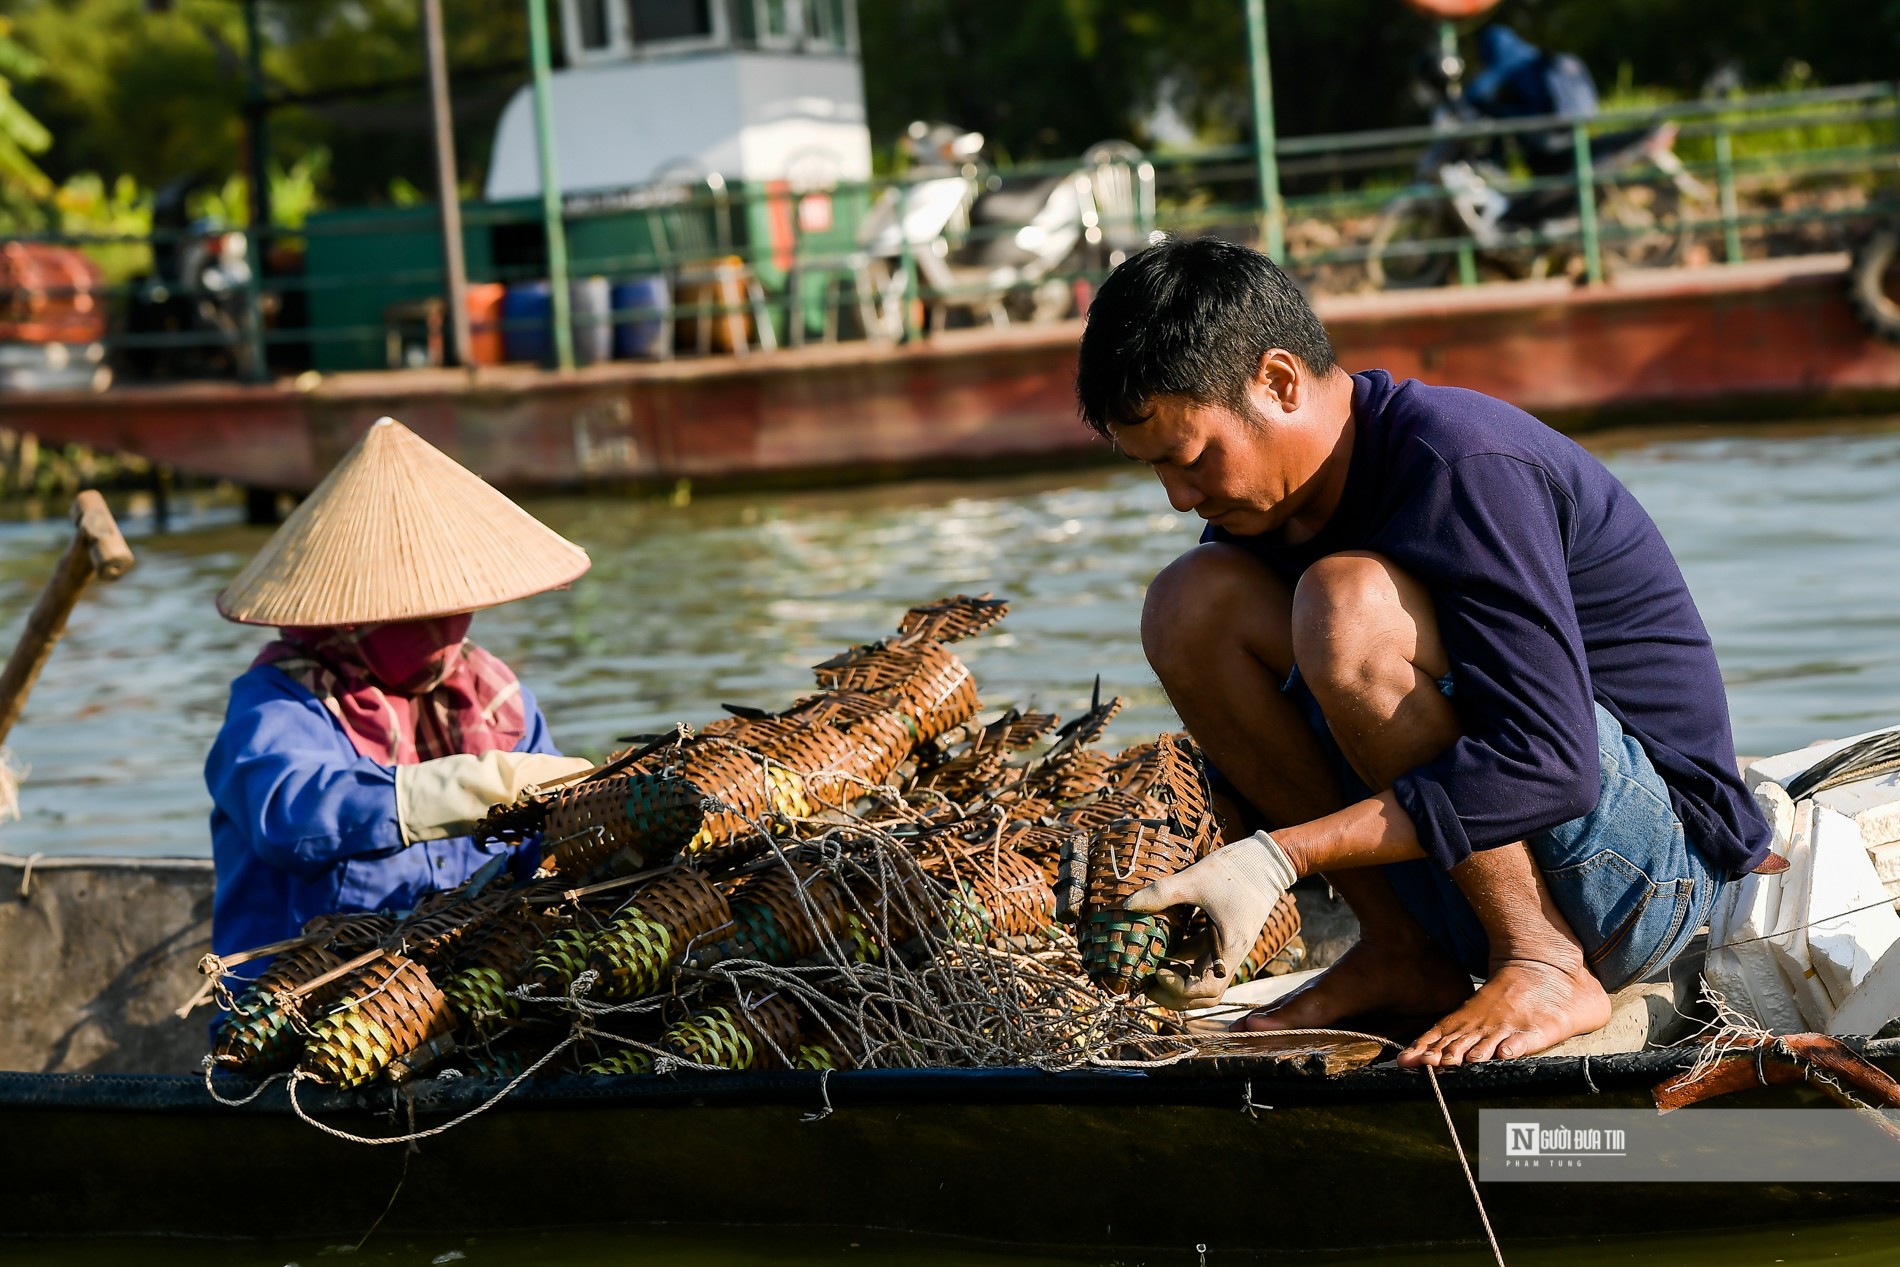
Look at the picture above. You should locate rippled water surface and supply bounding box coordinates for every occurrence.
[3,421,1898,858]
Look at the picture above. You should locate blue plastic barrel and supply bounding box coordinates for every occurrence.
[501,281,553,364]
[571,276,613,366]
[611,275,672,360]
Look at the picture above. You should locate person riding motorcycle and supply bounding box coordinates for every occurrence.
[1367,23,1702,288]
[1463,25,1601,175]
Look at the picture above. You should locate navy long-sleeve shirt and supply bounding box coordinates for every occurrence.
[1207,369,1770,876]
[206,664,559,971]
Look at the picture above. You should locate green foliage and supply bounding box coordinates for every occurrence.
[11,0,526,212]
[51,172,151,280]
[388,176,429,208]
[32,149,327,281]
[1597,63,1898,191]
[11,0,247,192]
[859,0,1438,160]
[5,0,1897,230]
[1500,0,1900,98]
[0,15,53,213]
[191,147,331,229]
[860,0,1900,158]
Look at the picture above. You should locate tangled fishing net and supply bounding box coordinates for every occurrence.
[205,596,1307,1093]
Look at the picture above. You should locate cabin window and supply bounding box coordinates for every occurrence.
[760,0,793,41]
[575,0,614,50]
[805,0,849,50]
[629,0,713,44]
[722,0,755,41]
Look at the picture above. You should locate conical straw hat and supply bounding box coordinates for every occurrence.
[217,417,591,626]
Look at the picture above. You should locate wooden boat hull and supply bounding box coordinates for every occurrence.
[9,863,1899,1251]
[7,1050,1900,1251]
[0,255,1893,495]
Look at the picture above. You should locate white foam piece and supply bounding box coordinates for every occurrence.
[1870,840,1900,890]
[1754,781,1797,851]
[1805,804,1900,1008]
[1768,801,1838,1030]
[1829,934,1900,1035]
[1705,784,1804,1033]
[1815,772,1900,850]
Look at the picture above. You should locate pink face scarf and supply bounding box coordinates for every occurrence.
[253,615,527,765]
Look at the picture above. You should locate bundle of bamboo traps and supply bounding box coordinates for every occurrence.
[205,595,1307,1093]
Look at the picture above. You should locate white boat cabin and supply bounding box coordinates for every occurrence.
[484,0,872,200]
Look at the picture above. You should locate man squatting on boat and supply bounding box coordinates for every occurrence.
[1080,238,1777,1065]
[204,419,595,979]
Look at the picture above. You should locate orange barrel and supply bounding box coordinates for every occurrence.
[464,283,506,365]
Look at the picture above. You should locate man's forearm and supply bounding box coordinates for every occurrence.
[1272,789,1428,878]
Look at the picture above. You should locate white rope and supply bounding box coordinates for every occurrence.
[1427,1065,1507,1267]
[201,1056,290,1107]
[16,851,42,899]
[800,1067,834,1122]
[1710,895,1900,950]
[284,1032,582,1146]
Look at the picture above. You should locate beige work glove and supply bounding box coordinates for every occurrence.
[394,751,594,845]
[1123,830,1298,1011]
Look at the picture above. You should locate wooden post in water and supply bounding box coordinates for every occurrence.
[421,0,474,366]
[526,0,575,370]
[0,492,136,747]
[237,0,271,382]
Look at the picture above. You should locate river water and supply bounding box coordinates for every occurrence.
[2,419,1896,859]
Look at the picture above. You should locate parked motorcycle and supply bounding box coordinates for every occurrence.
[858,124,1153,336]
[1367,62,1709,288]
[122,176,260,380]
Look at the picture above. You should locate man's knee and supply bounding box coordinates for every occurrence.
[1141,543,1286,681]
[1292,551,1443,699]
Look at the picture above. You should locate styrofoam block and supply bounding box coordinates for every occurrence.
[1769,801,1838,1030]
[1871,840,1900,888]
[1707,882,1805,1034]
[1830,933,1900,1035]
[1805,804,1900,1008]
[1813,772,1900,850]
[1755,782,1796,852]
[1706,782,1806,1033]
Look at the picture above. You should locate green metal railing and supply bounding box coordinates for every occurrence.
[2,80,1894,385]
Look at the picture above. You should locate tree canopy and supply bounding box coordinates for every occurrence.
[4,0,1891,220]
[859,0,1900,161]
[0,16,54,214]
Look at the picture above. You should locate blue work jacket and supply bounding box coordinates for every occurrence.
[206,663,559,975]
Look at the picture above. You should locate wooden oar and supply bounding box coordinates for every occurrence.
[0,490,135,748]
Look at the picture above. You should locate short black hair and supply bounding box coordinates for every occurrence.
[1075,237,1336,436]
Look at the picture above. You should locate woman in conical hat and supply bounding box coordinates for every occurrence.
[205,418,594,973]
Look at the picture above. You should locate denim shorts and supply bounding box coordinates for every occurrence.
[1276,668,1726,993]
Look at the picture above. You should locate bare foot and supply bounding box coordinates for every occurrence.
[1231,934,1474,1033]
[1396,957,1611,1068]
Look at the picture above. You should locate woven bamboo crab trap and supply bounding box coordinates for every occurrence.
[205,594,1309,1115]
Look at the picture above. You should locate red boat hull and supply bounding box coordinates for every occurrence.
[4,255,1892,493]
